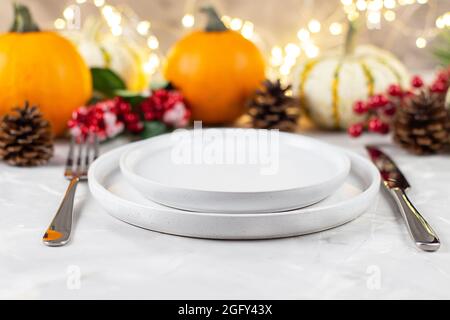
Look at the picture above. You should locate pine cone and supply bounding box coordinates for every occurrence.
[247,80,300,132]
[0,103,54,166]
[393,90,449,155]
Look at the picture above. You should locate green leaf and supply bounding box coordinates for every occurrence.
[115,89,146,107]
[91,68,126,97]
[140,121,168,139]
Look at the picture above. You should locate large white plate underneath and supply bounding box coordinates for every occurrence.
[88,142,380,240]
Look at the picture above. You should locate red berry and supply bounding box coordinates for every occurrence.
[353,100,368,114]
[124,113,139,124]
[348,123,364,138]
[378,122,390,135]
[437,71,449,83]
[368,118,383,133]
[411,75,424,88]
[383,104,396,116]
[388,84,403,97]
[127,122,144,134]
[431,81,447,93]
[368,94,389,109]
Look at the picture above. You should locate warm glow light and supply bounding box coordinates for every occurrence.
[384,0,397,9]
[147,35,159,49]
[63,6,75,20]
[297,28,310,41]
[367,11,381,25]
[384,10,396,22]
[144,54,160,74]
[241,21,254,39]
[329,22,343,35]
[270,46,283,67]
[416,37,427,48]
[230,18,243,31]
[417,0,427,4]
[182,14,195,28]
[356,0,367,11]
[111,25,122,36]
[137,21,151,35]
[54,18,66,30]
[304,43,320,58]
[347,11,360,21]
[308,19,321,33]
[76,0,87,4]
[341,0,353,5]
[368,0,383,11]
[285,43,301,57]
[436,17,445,29]
[221,15,231,27]
[94,0,105,7]
[102,5,122,27]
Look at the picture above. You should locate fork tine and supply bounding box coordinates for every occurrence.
[84,134,93,170]
[93,135,99,160]
[75,139,84,177]
[80,134,99,178]
[64,136,75,177]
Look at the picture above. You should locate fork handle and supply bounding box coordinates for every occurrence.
[43,177,80,247]
[390,188,440,252]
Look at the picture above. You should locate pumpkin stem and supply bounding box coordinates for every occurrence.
[200,5,228,32]
[344,19,359,55]
[10,3,40,33]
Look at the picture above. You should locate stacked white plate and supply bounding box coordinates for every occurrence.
[88,129,380,240]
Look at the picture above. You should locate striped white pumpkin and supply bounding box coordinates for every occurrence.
[293,45,409,129]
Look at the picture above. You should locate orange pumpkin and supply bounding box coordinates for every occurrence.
[0,4,92,137]
[164,6,265,124]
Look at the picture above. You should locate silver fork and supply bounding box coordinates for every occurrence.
[43,135,99,247]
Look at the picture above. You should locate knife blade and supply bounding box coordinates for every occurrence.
[366,145,440,252]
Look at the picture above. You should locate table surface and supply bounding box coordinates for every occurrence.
[1,132,450,300]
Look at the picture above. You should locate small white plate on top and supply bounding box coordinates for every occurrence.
[88,141,380,240]
[120,129,351,213]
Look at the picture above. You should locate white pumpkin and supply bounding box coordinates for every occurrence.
[64,18,150,92]
[293,24,409,129]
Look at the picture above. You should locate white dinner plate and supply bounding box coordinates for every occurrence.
[120,130,351,213]
[88,141,380,240]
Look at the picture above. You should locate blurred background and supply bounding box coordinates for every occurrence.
[0,0,449,73]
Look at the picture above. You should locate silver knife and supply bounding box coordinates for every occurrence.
[366,145,440,252]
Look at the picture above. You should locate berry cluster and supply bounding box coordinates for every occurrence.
[141,89,191,128]
[68,89,191,141]
[348,68,450,138]
[68,98,128,141]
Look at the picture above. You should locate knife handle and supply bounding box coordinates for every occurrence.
[390,188,440,252]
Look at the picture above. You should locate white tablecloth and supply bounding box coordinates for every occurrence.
[1,133,449,300]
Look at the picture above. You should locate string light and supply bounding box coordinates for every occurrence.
[416,37,427,49]
[182,14,195,28]
[94,0,105,7]
[230,18,243,31]
[297,28,310,41]
[58,0,447,80]
[356,0,367,11]
[144,53,160,74]
[241,21,254,39]
[384,0,396,9]
[147,35,159,50]
[329,22,343,35]
[137,21,151,35]
[384,10,396,21]
[308,19,321,33]
[54,18,66,30]
[63,6,76,20]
